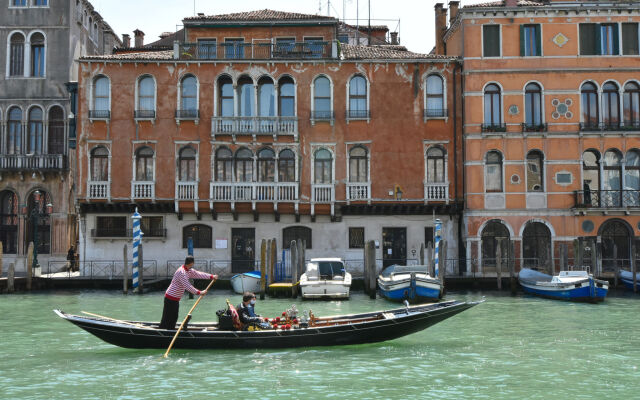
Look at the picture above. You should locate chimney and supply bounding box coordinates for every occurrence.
[390,32,399,45]
[122,34,130,48]
[434,3,448,55]
[505,0,518,6]
[133,29,144,48]
[449,1,460,25]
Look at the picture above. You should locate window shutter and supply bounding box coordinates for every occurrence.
[613,24,620,55]
[535,25,542,56]
[595,24,602,55]
[520,25,525,56]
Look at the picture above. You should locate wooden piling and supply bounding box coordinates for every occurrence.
[419,243,424,265]
[291,240,298,298]
[574,239,582,268]
[7,263,14,293]
[122,244,129,294]
[633,241,638,293]
[368,241,376,299]
[590,239,597,276]
[496,239,502,290]
[266,239,272,287]
[138,244,144,294]
[510,240,516,295]
[439,240,446,286]
[363,240,371,294]
[260,239,266,299]
[26,242,33,291]
[297,239,305,280]
[0,242,3,277]
[426,242,433,277]
[270,238,277,291]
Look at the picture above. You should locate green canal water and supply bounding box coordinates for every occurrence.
[1,290,639,399]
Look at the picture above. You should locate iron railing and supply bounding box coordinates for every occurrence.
[88,110,110,119]
[346,110,370,119]
[175,109,200,119]
[481,123,507,133]
[521,123,547,132]
[424,108,448,118]
[177,41,333,60]
[311,110,334,121]
[574,189,640,208]
[134,110,156,119]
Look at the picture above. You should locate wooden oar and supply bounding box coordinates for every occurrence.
[81,311,151,329]
[163,278,216,358]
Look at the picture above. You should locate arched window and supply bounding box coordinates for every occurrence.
[215,147,232,182]
[623,82,640,128]
[178,146,196,181]
[235,148,253,182]
[183,224,212,248]
[485,151,503,192]
[7,107,22,155]
[180,75,198,116]
[90,146,109,181]
[238,76,254,117]
[313,76,332,120]
[257,148,275,182]
[92,76,110,117]
[9,32,25,76]
[257,77,275,117]
[30,32,45,77]
[349,146,368,182]
[135,146,154,181]
[603,150,622,207]
[481,220,510,269]
[26,190,51,254]
[427,147,446,183]
[582,150,600,206]
[278,76,295,117]
[581,82,599,129]
[47,106,64,154]
[0,190,18,254]
[602,82,620,128]
[522,222,552,268]
[425,75,445,117]
[136,75,155,117]
[218,75,234,117]
[278,149,295,182]
[27,107,43,154]
[283,226,312,249]
[483,83,502,128]
[524,83,542,127]
[348,75,368,118]
[526,150,544,192]
[625,150,640,206]
[314,149,332,184]
[600,220,631,272]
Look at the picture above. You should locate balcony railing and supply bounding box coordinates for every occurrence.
[177,41,334,60]
[312,184,335,203]
[575,190,640,208]
[346,182,370,201]
[521,123,548,133]
[176,181,198,200]
[131,181,155,199]
[424,108,448,118]
[175,109,200,120]
[88,110,110,119]
[0,154,67,171]
[88,181,109,199]
[346,110,370,120]
[311,110,335,121]
[134,110,156,119]
[90,228,167,238]
[623,120,640,131]
[210,182,298,202]
[581,121,640,132]
[425,182,449,202]
[481,123,507,133]
[211,116,298,139]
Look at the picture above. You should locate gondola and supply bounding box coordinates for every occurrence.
[54,299,481,349]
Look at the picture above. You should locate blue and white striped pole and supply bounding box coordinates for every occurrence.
[131,208,142,292]
[434,219,442,277]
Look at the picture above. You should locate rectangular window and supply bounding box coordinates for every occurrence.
[224,38,244,59]
[10,42,24,76]
[600,24,619,55]
[33,0,48,5]
[283,227,312,249]
[579,24,597,55]
[12,0,27,6]
[275,37,296,55]
[141,216,163,237]
[95,216,126,237]
[31,44,44,77]
[197,39,217,59]
[580,23,620,55]
[483,25,500,57]
[349,227,364,249]
[520,25,541,56]
[622,23,639,55]
[304,36,325,58]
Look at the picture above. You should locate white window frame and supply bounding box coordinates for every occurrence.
[310,74,334,125]
[176,73,200,124]
[424,73,447,121]
[346,73,370,123]
[134,74,157,122]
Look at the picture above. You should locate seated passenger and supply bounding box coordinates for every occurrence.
[236,292,265,330]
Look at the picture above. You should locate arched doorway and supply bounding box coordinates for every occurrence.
[600,219,631,273]
[0,190,18,254]
[481,220,510,271]
[522,222,552,269]
[24,190,51,255]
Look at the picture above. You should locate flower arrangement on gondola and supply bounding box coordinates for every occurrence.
[267,305,306,329]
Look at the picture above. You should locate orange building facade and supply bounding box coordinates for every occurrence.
[76,11,463,275]
[441,0,640,276]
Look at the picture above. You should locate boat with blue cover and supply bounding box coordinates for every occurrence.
[230,271,262,294]
[619,270,640,291]
[518,268,608,303]
[377,265,443,303]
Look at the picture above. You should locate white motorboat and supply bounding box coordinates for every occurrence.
[230,271,262,294]
[299,258,352,299]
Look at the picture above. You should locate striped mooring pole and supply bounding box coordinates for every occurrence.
[131,208,142,292]
[434,219,442,277]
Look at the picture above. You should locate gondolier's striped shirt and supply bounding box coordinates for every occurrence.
[165,265,214,301]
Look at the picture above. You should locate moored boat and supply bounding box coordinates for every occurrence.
[619,270,640,291]
[299,258,352,299]
[377,265,443,303]
[54,299,482,349]
[518,268,608,303]
[230,271,262,294]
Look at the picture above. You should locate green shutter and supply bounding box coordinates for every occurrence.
[613,24,620,55]
[535,25,542,56]
[520,25,525,56]
[595,24,602,55]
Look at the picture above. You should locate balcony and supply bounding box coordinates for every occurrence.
[424,108,448,119]
[211,116,298,140]
[481,123,507,133]
[176,41,335,61]
[0,154,67,171]
[175,109,200,122]
[88,181,109,199]
[521,123,548,133]
[310,110,335,124]
[425,182,449,203]
[176,181,198,200]
[346,110,370,121]
[134,110,156,121]
[575,190,640,209]
[579,122,627,132]
[131,181,155,199]
[623,120,640,132]
[88,110,110,120]
[312,184,335,203]
[346,182,370,202]
[210,182,299,202]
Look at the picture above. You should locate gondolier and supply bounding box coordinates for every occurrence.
[159,256,218,330]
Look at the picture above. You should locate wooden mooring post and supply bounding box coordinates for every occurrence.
[260,239,266,299]
[419,243,424,265]
[363,240,376,298]
[633,241,638,293]
[0,242,3,277]
[291,240,298,298]
[266,239,272,293]
[509,240,516,295]
[426,242,433,277]
[26,242,33,291]
[438,239,447,286]
[271,238,277,289]
[496,240,502,290]
[7,263,15,293]
[123,244,129,294]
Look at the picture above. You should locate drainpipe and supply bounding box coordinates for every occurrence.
[454,61,465,271]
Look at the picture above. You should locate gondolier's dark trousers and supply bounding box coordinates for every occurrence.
[159,296,179,330]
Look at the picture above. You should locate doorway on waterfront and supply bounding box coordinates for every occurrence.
[24,190,51,255]
[522,221,552,270]
[382,227,406,268]
[231,228,255,273]
[481,220,510,272]
[600,219,631,274]
[0,190,18,254]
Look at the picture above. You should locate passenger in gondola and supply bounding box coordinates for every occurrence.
[159,256,218,330]
[237,292,267,330]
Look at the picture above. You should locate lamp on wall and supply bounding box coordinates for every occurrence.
[394,185,403,200]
